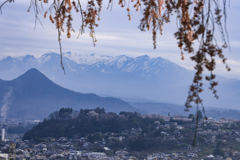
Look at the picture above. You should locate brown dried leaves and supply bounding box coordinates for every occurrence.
[138,0,165,49]
[83,0,101,46]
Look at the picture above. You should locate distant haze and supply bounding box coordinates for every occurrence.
[0,52,239,110]
[0,87,12,121]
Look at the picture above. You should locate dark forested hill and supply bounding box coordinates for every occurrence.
[23,108,164,140]
[0,68,136,120]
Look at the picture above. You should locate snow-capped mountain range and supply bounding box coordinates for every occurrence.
[62,52,185,74]
[0,51,193,88]
[0,52,239,109]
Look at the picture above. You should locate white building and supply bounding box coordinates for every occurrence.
[84,152,106,158]
[0,154,8,160]
[1,128,5,141]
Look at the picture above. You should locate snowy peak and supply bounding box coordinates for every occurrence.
[62,52,118,65]
[15,55,35,61]
[136,54,150,59]
[38,52,59,63]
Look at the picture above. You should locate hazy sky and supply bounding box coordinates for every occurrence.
[0,0,240,79]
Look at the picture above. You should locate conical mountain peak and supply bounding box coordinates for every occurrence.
[14,68,50,82]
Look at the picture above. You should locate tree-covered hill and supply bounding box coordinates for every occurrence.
[23,107,164,140]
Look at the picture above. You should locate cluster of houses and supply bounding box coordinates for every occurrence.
[0,115,239,159]
[146,150,240,160]
[0,138,135,160]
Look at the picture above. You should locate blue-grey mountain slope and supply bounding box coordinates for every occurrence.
[0,68,136,120]
[0,52,239,109]
[0,52,193,100]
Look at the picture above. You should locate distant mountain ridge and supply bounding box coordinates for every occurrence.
[0,52,239,109]
[0,52,193,102]
[0,52,192,79]
[0,68,136,120]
